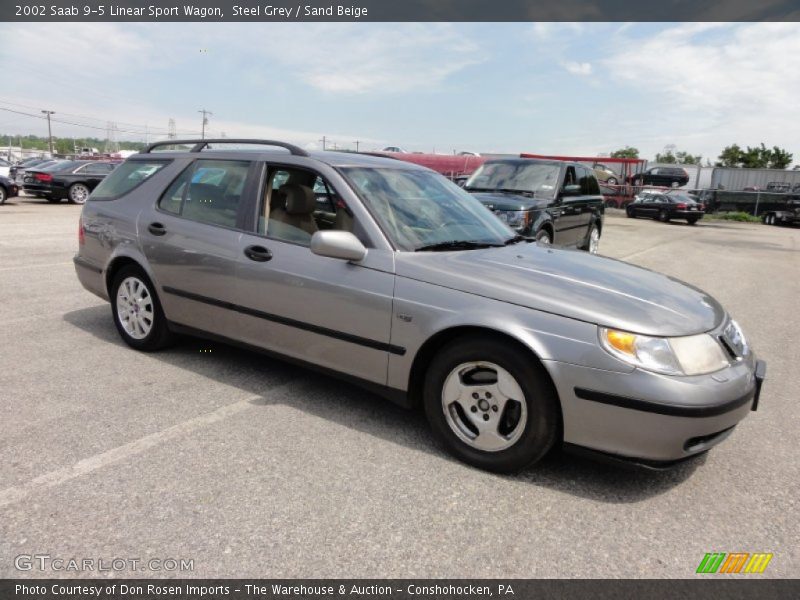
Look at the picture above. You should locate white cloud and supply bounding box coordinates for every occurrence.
[563,61,592,76]
[603,23,800,160]
[241,24,483,94]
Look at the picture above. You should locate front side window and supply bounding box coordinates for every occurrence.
[90,160,169,200]
[258,167,356,246]
[157,159,250,228]
[342,167,513,252]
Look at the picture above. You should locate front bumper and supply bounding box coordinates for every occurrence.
[545,355,765,463]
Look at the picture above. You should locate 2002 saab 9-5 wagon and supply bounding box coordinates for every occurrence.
[74,139,766,473]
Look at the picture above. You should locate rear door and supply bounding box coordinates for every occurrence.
[137,158,259,338]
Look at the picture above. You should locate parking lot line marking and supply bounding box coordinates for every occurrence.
[0,391,276,508]
[0,261,72,272]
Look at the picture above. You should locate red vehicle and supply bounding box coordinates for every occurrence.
[371,151,486,179]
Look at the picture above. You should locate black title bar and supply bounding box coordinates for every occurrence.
[4,0,800,22]
[2,579,799,600]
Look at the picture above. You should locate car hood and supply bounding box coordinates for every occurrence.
[470,191,548,211]
[395,244,725,337]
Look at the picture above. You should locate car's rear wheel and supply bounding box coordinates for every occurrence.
[535,228,552,245]
[423,336,559,473]
[580,223,601,254]
[68,183,90,204]
[606,177,618,185]
[0,186,6,204]
[659,209,670,222]
[687,217,699,225]
[111,266,173,351]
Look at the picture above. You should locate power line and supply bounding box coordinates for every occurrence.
[0,106,202,137]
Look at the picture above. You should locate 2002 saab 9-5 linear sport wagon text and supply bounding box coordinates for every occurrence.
[74,140,766,472]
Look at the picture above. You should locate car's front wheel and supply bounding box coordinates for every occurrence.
[659,209,670,222]
[68,183,90,204]
[0,186,6,204]
[626,207,636,218]
[535,228,552,245]
[687,217,699,225]
[111,266,173,351]
[607,177,618,185]
[423,336,559,473]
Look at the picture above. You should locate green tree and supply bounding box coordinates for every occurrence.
[716,143,793,169]
[610,146,639,159]
[654,150,702,165]
[769,146,793,169]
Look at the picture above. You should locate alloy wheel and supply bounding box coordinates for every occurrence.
[116,276,155,340]
[69,184,90,204]
[441,361,528,452]
[589,227,600,254]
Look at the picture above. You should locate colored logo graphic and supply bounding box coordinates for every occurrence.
[697,553,773,574]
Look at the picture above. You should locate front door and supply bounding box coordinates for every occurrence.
[234,164,396,386]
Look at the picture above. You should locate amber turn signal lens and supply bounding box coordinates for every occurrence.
[605,330,636,355]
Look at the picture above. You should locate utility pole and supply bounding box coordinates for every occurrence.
[319,135,327,150]
[354,140,360,152]
[198,109,213,139]
[41,110,55,155]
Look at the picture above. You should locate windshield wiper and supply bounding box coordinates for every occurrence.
[504,234,533,245]
[416,240,504,252]
[496,188,536,197]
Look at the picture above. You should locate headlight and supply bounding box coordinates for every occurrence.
[494,210,531,231]
[599,328,729,376]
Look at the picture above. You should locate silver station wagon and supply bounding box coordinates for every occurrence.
[74,139,766,473]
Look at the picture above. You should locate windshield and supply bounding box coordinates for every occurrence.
[464,162,561,197]
[340,167,514,252]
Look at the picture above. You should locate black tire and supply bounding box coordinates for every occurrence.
[658,209,670,222]
[423,335,560,473]
[535,228,552,245]
[626,207,636,218]
[46,196,60,203]
[604,199,617,209]
[687,218,699,225]
[110,265,173,351]
[607,177,618,185]
[0,186,6,204]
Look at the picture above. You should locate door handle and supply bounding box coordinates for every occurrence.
[244,245,272,262]
[148,222,166,236]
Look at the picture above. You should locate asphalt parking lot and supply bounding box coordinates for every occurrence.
[1,195,798,579]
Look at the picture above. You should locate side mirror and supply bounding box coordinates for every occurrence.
[310,230,367,262]
[562,184,581,196]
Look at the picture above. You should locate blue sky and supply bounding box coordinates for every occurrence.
[1,22,798,163]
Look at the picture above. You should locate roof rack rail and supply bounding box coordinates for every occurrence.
[142,139,309,157]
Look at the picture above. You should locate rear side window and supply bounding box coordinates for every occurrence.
[157,159,251,229]
[90,160,169,201]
